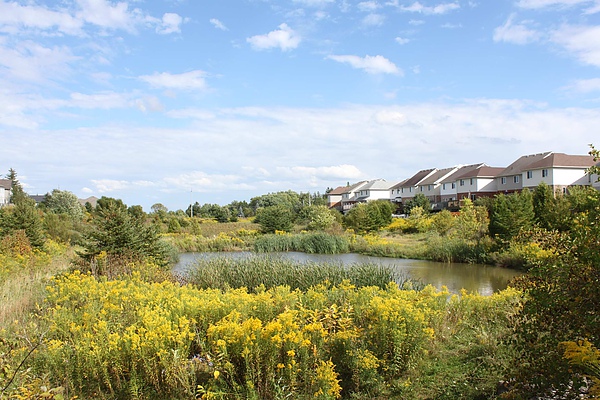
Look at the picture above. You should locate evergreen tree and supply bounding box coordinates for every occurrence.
[489,191,534,242]
[532,182,554,230]
[80,198,170,267]
[6,168,26,204]
[11,197,45,248]
[255,205,295,233]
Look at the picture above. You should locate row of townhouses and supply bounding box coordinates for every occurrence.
[0,179,11,207]
[328,151,600,213]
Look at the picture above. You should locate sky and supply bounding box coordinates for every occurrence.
[1,0,600,211]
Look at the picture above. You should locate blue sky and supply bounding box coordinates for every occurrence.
[1,0,600,211]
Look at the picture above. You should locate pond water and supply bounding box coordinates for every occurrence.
[174,252,522,296]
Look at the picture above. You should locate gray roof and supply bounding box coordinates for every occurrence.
[361,179,392,191]
[0,179,11,190]
[452,165,504,180]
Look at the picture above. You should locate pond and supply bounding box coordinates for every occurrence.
[174,252,522,296]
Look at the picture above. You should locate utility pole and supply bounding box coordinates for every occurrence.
[190,189,193,218]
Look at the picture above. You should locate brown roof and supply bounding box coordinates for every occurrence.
[455,165,505,180]
[440,164,485,183]
[526,153,596,170]
[390,178,409,190]
[498,152,552,177]
[399,168,436,187]
[0,179,11,190]
[328,186,349,195]
[418,167,457,185]
[334,181,367,195]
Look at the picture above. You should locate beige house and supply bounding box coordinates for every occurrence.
[415,166,460,204]
[496,152,552,193]
[521,153,596,193]
[455,165,505,201]
[392,169,436,204]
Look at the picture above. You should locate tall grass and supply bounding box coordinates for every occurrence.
[424,234,494,264]
[182,255,402,292]
[254,232,350,254]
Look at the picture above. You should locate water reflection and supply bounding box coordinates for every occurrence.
[174,252,522,296]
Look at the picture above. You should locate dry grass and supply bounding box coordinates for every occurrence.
[0,249,73,327]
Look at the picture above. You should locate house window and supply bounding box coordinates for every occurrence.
[452,182,456,189]
[428,185,432,191]
[542,169,548,178]
[470,178,474,185]
[501,177,506,185]
[409,187,412,192]
[443,183,446,190]
[514,175,520,184]
[460,179,465,186]
[526,171,533,179]
[420,186,423,192]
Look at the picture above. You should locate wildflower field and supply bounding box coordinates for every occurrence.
[1,261,523,400]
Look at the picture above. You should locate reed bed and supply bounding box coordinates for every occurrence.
[181,254,413,292]
[253,232,350,254]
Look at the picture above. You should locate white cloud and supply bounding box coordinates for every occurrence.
[564,78,600,92]
[517,0,592,8]
[163,172,254,192]
[276,165,365,180]
[327,54,402,75]
[441,23,462,29]
[292,0,335,7]
[0,39,79,83]
[210,18,228,31]
[3,101,600,210]
[493,15,540,44]
[75,0,138,32]
[358,1,381,11]
[584,3,600,13]
[392,1,460,14]
[551,24,600,67]
[157,13,183,34]
[247,23,301,51]
[0,1,83,35]
[91,179,130,192]
[139,70,209,91]
[0,1,186,36]
[135,96,164,113]
[362,13,385,26]
[395,36,410,44]
[69,91,131,109]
